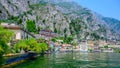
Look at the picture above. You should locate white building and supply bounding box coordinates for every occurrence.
[79,41,88,52]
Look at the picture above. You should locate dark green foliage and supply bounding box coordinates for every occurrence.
[87,16,93,22]
[0,20,6,23]
[84,32,89,38]
[54,28,57,33]
[0,26,13,55]
[51,38,57,42]
[23,12,27,16]
[8,16,19,21]
[0,10,2,13]
[64,28,67,33]
[1,15,22,25]
[64,35,73,44]
[26,10,32,15]
[26,20,37,33]
[104,45,108,49]
[91,32,100,40]
[113,48,120,53]
[27,1,30,5]
[70,19,82,35]
[42,19,46,23]
[0,56,4,66]
[67,35,73,43]
[17,18,22,25]
[0,41,8,55]
[38,26,41,32]
[69,25,75,36]
[7,0,11,4]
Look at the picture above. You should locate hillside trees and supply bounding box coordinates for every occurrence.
[91,32,100,40]
[26,20,37,33]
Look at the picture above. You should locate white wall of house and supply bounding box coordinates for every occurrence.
[79,42,88,52]
[15,31,21,40]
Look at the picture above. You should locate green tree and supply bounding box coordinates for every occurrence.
[51,38,57,42]
[26,20,37,33]
[91,32,100,40]
[54,28,57,33]
[37,26,41,32]
[42,19,46,23]
[14,38,48,53]
[64,35,73,44]
[64,28,67,33]
[0,26,13,55]
[104,45,108,49]
[14,39,29,52]
[67,35,73,42]
[17,18,22,25]
[71,41,77,49]
[0,26,13,66]
[39,43,48,52]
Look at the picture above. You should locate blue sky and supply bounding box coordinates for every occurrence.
[74,0,120,20]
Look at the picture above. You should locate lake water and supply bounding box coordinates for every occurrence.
[12,52,120,68]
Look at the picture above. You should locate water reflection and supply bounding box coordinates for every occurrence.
[0,56,5,67]
[12,52,120,68]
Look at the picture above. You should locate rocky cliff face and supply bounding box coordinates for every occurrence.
[102,17,120,34]
[0,0,120,41]
[0,0,29,19]
[32,4,71,35]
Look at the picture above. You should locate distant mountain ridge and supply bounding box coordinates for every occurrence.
[0,0,120,41]
[102,17,120,34]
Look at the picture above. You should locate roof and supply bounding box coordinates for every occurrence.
[1,23,36,38]
[40,30,52,32]
[1,23,21,30]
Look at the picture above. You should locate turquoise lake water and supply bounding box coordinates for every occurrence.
[10,52,120,68]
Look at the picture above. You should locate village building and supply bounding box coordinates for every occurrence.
[38,30,60,40]
[106,40,117,45]
[93,42,101,52]
[0,23,35,45]
[116,42,120,45]
[98,40,108,47]
[87,40,94,50]
[79,41,88,52]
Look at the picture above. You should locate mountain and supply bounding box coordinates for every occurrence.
[0,0,120,42]
[102,17,120,34]
[0,0,29,19]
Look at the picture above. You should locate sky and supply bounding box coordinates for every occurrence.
[74,0,120,20]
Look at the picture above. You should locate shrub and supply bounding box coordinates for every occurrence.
[14,38,48,53]
[104,45,108,49]
[0,26,13,55]
[26,20,37,33]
